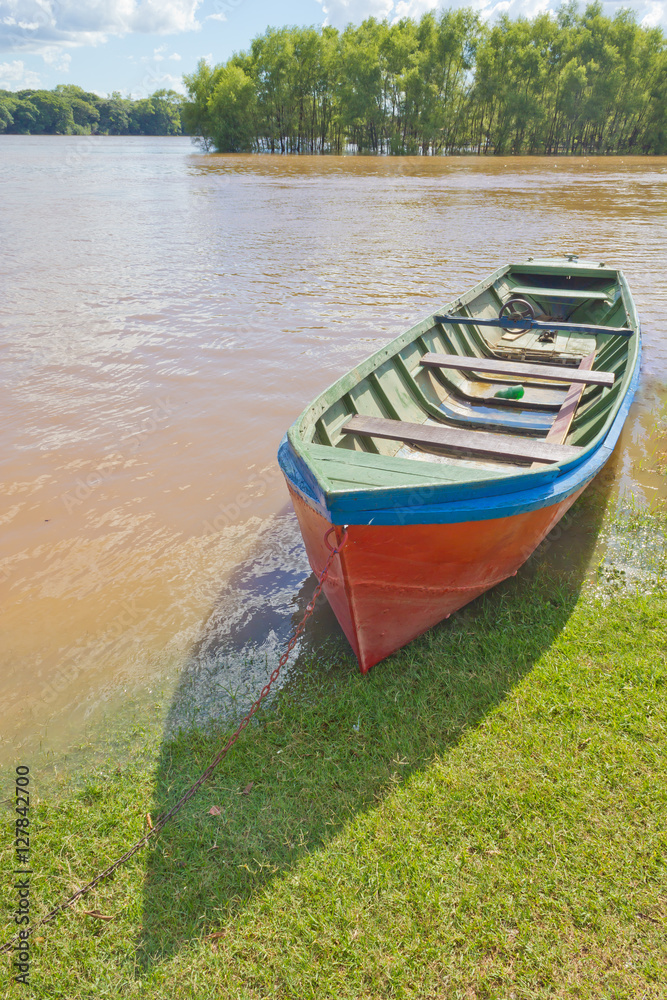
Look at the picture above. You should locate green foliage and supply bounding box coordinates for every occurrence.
[7,90,75,134]
[208,65,257,151]
[182,58,223,149]
[183,7,666,155]
[0,92,16,131]
[0,86,187,136]
[97,92,131,135]
[128,91,184,136]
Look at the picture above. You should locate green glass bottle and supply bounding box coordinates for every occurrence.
[494,385,525,399]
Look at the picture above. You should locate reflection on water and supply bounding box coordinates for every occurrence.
[164,510,344,738]
[1,137,666,764]
[592,387,667,593]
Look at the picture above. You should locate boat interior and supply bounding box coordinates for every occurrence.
[298,258,637,481]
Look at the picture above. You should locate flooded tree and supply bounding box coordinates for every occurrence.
[182,4,666,155]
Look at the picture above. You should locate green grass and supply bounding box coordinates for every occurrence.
[2,510,667,998]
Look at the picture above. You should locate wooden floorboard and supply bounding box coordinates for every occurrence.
[342,415,582,466]
[546,351,597,443]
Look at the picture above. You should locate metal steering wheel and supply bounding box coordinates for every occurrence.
[498,297,535,333]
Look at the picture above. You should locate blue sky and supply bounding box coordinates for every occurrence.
[1,0,665,96]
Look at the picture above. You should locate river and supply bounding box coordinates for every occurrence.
[1,136,666,765]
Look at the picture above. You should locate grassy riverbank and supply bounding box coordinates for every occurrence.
[2,506,667,998]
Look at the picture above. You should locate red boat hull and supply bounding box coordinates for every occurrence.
[288,485,584,673]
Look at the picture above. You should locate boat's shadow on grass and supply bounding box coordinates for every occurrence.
[135,465,616,972]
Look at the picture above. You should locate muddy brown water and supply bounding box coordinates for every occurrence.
[1,137,666,765]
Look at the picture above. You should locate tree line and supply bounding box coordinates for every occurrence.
[183,2,666,155]
[0,85,186,136]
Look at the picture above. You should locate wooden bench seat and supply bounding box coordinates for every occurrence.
[509,285,611,302]
[420,353,615,387]
[433,314,634,337]
[342,415,582,466]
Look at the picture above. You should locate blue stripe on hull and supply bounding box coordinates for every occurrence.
[279,349,641,528]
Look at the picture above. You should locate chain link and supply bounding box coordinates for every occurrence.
[0,527,348,957]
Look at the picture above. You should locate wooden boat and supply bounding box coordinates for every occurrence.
[278,256,641,673]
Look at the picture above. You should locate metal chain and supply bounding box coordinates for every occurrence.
[0,527,348,957]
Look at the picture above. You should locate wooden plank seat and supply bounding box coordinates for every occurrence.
[433,314,634,337]
[420,352,615,387]
[508,285,611,302]
[342,415,582,466]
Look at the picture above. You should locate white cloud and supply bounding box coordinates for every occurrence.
[131,68,185,95]
[140,43,180,65]
[40,45,71,70]
[392,0,438,18]
[475,0,552,19]
[0,1,204,56]
[316,0,667,28]
[641,1,665,25]
[205,0,246,22]
[318,0,394,26]
[0,57,40,87]
[477,0,510,18]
